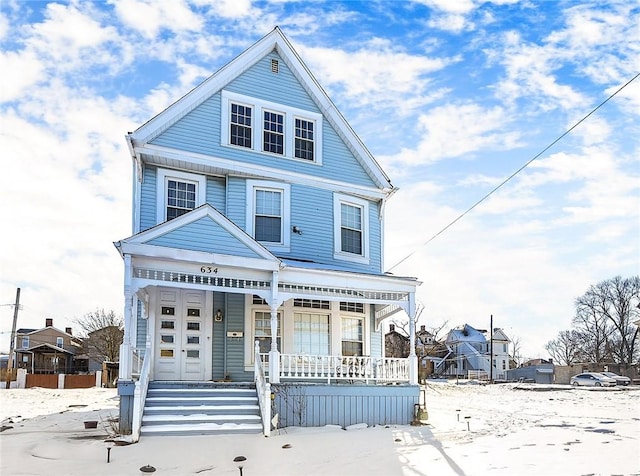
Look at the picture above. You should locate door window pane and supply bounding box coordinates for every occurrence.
[255,311,281,353]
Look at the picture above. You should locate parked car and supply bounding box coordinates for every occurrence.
[570,372,617,387]
[601,371,631,386]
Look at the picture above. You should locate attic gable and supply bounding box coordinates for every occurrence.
[115,204,281,270]
[127,27,393,194]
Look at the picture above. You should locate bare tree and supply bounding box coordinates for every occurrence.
[574,276,639,364]
[545,330,583,366]
[74,309,124,363]
[510,335,523,367]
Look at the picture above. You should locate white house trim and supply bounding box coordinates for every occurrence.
[126,27,393,193]
[133,143,390,200]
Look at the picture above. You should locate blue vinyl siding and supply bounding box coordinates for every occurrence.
[146,217,262,257]
[136,299,147,350]
[211,291,226,380]
[206,176,226,213]
[273,383,419,427]
[225,52,319,112]
[224,293,252,381]
[369,306,382,358]
[225,176,247,229]
[140,165,157,231]
[150,52,377,189]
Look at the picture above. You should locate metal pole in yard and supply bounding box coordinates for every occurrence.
[489,314,493,384]
[5,288,20,389]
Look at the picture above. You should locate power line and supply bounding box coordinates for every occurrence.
[387,72,640,272]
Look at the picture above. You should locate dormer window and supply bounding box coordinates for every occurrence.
[222,91,322,164]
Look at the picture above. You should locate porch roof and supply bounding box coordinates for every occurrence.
[18,343,73,355]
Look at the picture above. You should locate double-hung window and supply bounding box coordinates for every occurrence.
[263,110,284,155]
[56,337,64,349]
[333,194,369,263]
[295,118,314,161]
[230,103,252,148]
[341,317,363,356]
[21,336,29,349]
[246,180,290,250]
[156,169,206,223]
[294,312,330,355]
[222,91,322,163]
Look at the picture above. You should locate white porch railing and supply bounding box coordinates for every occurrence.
[131,344,151,442]
[254,341,271,437]
[260,353,410,384]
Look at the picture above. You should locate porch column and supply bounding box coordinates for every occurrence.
[269,271,280,383]
[118,254,135,434]
[408,292,418,385]
[119,254,134,380]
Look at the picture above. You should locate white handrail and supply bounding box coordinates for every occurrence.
[131,344,151,441]
[266,353,410,383]
[254,341,271,437]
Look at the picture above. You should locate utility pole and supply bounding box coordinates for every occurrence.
[489,314,493,384]
[5,288,20,389]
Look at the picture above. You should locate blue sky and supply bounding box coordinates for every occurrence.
[1,0,638,359]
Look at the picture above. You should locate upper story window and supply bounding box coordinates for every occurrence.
[255,189,282,242]
[333,193,369,264]
[56,337,64,348]
[156,169,206,224]
[295,118,314,161]
[230,103,252,148]
[21,336,29,349]
[246,180,290,250]
[222,91,322,164]
[263,110,284,155]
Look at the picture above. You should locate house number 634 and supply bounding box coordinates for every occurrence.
[200,266,218,274]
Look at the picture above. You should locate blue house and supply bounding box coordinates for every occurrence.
[114,27,420,440]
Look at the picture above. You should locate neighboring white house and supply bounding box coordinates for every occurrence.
[437,324,510,380]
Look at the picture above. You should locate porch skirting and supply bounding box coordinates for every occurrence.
[271,383,419,429]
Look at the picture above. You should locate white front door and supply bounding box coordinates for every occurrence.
[154,288,209,381]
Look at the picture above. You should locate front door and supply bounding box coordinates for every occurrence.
[154,288,208,381]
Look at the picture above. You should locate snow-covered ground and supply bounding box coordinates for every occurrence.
[1,381,638,475]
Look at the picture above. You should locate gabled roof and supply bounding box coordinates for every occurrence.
[492,328,510,342]
[446,324,487,343]
[19,343,74,355]
[115,204,282,271]
[127,26,394,193]
[16,326,78,340]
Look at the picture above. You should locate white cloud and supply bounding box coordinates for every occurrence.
[109,0,203,38]
[301,39,453,109]
[0,50,44,102]
[381,102,521,167]
[192,0,255,18]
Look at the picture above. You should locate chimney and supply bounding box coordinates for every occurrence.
[420,325,426,332]
[389,324,395,332]
[65,327,72,335]
[45,318,53,327]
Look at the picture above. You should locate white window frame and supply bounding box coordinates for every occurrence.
[156,169,206,223]
[333,193,370,264]
[21,336,29,349]
[246,180,290,251]
[56,337,64,348]
[221,90,322,164]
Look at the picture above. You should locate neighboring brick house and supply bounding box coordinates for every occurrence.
[14,319,84,374]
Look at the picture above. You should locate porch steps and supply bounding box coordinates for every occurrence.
[141,381,263,436]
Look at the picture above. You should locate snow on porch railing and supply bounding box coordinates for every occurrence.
[259,354,410,384]
[254,341,271,437]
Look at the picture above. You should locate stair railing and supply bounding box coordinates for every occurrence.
[254,340,271,437]
[131,343,151,441]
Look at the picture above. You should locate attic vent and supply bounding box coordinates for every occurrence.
[271,59,279,74]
